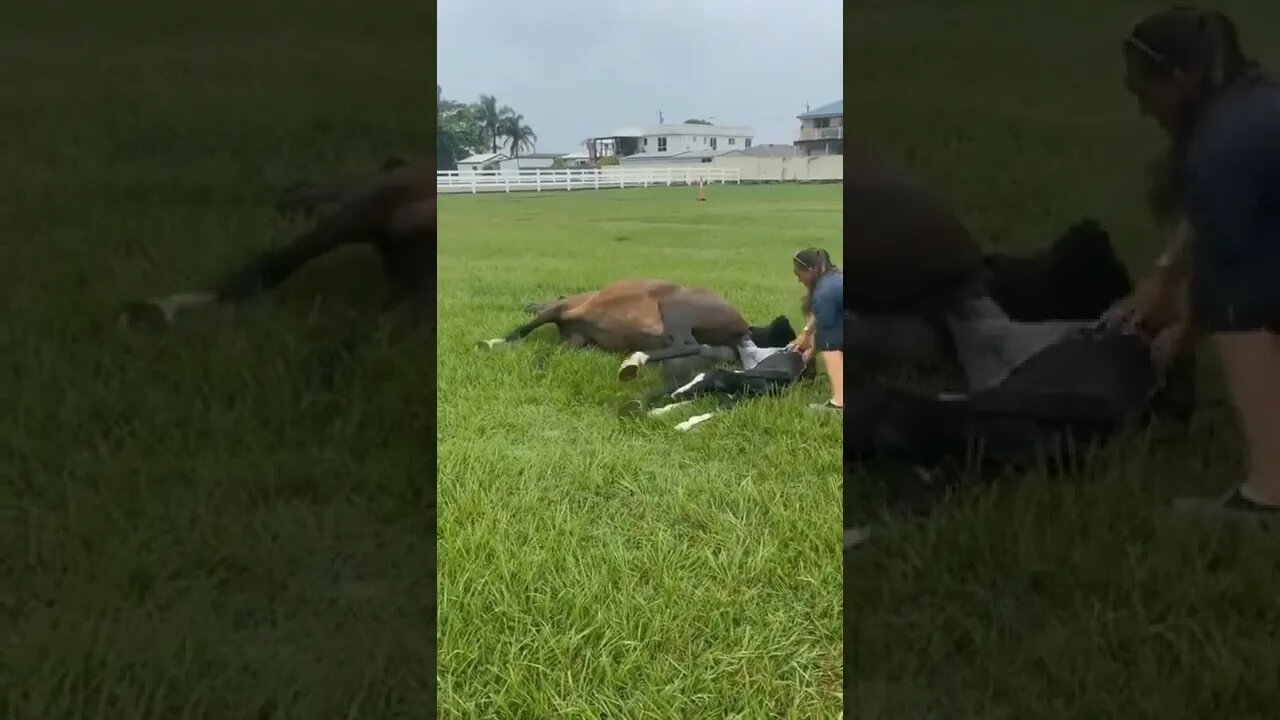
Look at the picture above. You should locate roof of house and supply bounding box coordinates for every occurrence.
[498,155,562,163]
[458,152,508,164]
[679,149,736,159]
[620,149,735,161]
[606,123,753,138]
[723,143,797,158]
[797,99,843,119]
[618,152,679,161]
[506,153,565,159]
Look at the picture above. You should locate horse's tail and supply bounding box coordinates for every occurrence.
[276,157,409,220]
[501,297,574,343]
[524,296,566,316]
[274,182,345,219]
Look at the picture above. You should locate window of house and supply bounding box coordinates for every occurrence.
[728,138,735,145]
[658,137,667,152]
[643,138,648,147]
[745,138,752,148]
[710,137,717,150]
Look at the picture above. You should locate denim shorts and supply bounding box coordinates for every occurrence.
[1190,264,1280,334]
[812,272,844,351]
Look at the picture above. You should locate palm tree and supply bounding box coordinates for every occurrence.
[500,113,538,157]
[475,95,516,154]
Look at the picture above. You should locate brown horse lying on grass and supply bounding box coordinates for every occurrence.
[479,279,798,389]
[119,157,433,330]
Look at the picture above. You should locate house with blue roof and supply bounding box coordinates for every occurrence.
[794,99,842,156]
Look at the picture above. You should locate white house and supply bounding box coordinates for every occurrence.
[794,99,842,156]
[721,143,797,158]
[560,151,592,168]
[586,122,754,163]
[620,149,735,165]
[497,153,564,172]
[456,152,508,174]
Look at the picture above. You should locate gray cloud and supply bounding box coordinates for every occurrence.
[438,0,842,153]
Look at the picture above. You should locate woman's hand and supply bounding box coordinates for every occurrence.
[786,323,814,353]
[1102,271,1180,334]
[785,339,812,358]
[1151,322,1191,369]
[1100,299,1141,333]
[1105,222,1192,334]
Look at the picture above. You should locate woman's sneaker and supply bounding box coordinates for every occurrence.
[1172,485,1280,521]
[844,525,871,550]
[809,400,844,412]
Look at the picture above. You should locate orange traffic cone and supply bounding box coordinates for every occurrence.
[696,178,706,202]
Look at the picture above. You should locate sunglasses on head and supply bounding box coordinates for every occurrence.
[1125,7,1210,68]
[1125,34,1168,66]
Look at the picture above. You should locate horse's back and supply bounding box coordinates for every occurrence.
[668,287,749,345]
[576,279,748,346]
[845,138,985,314]
[384,161,435,197]
[592,278,682,301]
[677,287,748,318]
[585,279,715,315]
[389,196,436,234]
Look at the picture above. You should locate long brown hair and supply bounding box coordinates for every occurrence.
[793,247,837,315]
[1125,7,1258,224]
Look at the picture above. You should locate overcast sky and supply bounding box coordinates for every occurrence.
[437,0,842,154]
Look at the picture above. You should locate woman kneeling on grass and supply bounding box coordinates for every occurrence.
[1109,6,1280,517]
[789,248,844,412]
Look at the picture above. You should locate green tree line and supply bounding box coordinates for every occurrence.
[437,86,538,170]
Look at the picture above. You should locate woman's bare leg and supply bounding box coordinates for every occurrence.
[821,350,845,407]
[1214,331,1280,505]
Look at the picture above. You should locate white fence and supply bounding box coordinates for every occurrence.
[711,154,843,182]
[437,167,741,194]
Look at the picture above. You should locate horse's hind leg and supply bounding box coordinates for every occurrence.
[619,343,737,382]
[374,202,433,319]
[618,385,692,419]
[617,301,699,381]
[476,303,565,350]
[120,188,386,329]
[666,367,731,401]
[618,297,744,380]
[524,297,565,315]
[621,366,719,417]
[620,342,709,382]
[479,292,597,350]
[275,157,406,219]
[276,183,349,220]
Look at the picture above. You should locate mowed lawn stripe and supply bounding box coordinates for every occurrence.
[848,2,1280,717]
[437,185,843,717]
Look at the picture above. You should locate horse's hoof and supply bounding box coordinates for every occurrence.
[844,526,872,551]
[674,412,715,431]
[117,300,170,333]
[475,338,506,351]
[617,352,648,381]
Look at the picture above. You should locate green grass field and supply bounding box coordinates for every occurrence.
[1,4,437,717]
[1,3,842,712]
[437,186,843,716]
[849,1,1280,717]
